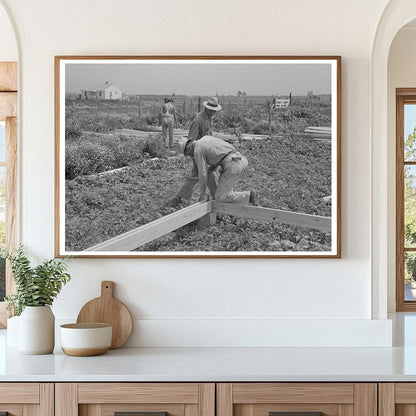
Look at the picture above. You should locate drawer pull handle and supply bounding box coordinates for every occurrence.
[270,413,323,416]
[115,412,168,416]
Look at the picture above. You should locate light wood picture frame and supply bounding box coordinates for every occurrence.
[0,61,17,326]
[55,56,341,258]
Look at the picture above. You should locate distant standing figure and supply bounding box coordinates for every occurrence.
[160,98,177,149]
[167,97,222,206]
[177,135,259,205]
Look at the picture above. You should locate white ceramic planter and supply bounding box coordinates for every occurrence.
[19,305,55,354]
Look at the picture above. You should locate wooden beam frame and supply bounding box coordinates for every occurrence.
[213,202,331,232]
[86,201,213,252]
[86,200,331,253]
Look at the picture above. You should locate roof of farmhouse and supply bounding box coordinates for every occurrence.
[81,82,120,91]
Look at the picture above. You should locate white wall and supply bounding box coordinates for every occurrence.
[387,26,416,312]
[0,2,16,61]
[0,0,393,347]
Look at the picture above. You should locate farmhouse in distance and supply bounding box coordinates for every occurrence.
[80,81,126,100]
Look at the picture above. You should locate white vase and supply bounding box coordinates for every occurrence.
[19,306,55,354]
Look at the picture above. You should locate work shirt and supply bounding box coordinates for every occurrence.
[193,136,235,188]
[188,110,213,141]
[162,102,176,118]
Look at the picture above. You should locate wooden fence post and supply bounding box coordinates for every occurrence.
[198,212,217,229]
[267,100,272,136]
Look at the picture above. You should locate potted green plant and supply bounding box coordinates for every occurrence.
[4,246,71,354]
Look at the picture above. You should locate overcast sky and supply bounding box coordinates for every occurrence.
[64,60,333,96]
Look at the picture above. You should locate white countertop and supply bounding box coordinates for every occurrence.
[2,345,416,382]
[2,313,416,382]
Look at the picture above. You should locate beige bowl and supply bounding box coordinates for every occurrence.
[60,323,112,356]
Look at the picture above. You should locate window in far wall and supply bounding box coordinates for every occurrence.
[397,89,416,311]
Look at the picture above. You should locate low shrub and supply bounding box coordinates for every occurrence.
[66,141,113,179]
[143,113,159,126]
[65,133,150,179]
[143,133,166,158]
[65,124,82,141]
[111,136,145,166]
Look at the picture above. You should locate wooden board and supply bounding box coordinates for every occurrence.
[115,128,190,138]
[76,281,133,349]
[232,383,353,404]
[78,383,200,403]
[85,201,212,251]
[115,128,236,142]
[213,202,331,232]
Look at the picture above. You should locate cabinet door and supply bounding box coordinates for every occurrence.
[217,383,377,416]
[55,383,215,416]
[379,383,416,416]
[0,383,53,416]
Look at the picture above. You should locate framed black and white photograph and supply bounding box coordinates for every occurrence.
[55,56,341,258]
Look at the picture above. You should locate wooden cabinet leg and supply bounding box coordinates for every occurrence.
[379,384,395,416]
[55,383,78,416]
[354,384,377,416]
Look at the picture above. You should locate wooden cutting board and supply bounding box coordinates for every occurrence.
[76,281,133,349]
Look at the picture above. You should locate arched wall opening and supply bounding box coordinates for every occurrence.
[387,19,416,312]
[371,1,416,318]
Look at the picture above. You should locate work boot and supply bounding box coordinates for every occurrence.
[166,195,183,207]
[249,190,260,206]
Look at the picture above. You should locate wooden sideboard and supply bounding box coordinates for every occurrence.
[2,381,416,416]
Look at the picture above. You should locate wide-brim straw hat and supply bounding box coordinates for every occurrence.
[203,97,222,111]
[177,137,190,155]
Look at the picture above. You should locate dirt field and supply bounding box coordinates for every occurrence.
[64,97,333,252]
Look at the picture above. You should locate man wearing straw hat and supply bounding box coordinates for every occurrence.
[176,135,259,205]
[167,97,222,206]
